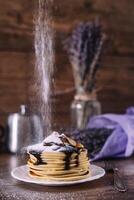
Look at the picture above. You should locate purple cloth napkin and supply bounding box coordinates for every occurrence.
[87,107,134,161]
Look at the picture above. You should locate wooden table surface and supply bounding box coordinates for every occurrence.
[0,154,134,200]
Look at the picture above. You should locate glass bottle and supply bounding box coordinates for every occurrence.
[71,96,101,130]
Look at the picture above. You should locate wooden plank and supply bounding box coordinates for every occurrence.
[100,56,134,68]
[0,52,33,79]
[0,0,134,125]
[0,0,134,54]
[0,79,26,95]
[0,94,26,113]
[0,51,133,118]
[0,52,33,114]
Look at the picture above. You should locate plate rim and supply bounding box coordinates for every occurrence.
[11,164,105,186]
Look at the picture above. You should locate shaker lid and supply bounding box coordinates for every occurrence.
[20,105,29,115]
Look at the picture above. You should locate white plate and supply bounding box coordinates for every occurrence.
[11,164,105,186]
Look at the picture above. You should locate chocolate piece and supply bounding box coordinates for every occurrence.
[75,154,79,167]
[64,152,73,170]
[29,150,46,165]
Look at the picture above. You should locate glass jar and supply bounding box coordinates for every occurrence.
[71,98,101,130]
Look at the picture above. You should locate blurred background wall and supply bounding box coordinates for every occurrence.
[0,0,134,127]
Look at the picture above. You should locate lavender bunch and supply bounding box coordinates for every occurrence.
[70,128,113,158]
[64,20,105,93]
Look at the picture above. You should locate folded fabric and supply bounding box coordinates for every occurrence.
[86,107,134,160]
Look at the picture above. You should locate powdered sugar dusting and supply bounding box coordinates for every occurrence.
[27,132,78,153]
[27,143,44,153]
[34,0,54,137]
[43,131,63,145]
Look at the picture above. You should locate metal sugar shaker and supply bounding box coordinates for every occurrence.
[7,105,33,153]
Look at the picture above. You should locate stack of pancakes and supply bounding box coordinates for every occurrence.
[27,132,90,181]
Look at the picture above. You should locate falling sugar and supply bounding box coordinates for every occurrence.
[34,0,54,137]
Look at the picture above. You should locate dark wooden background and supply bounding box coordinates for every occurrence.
[0,0,134,127]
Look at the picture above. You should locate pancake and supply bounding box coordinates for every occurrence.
[27,132,90,181]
